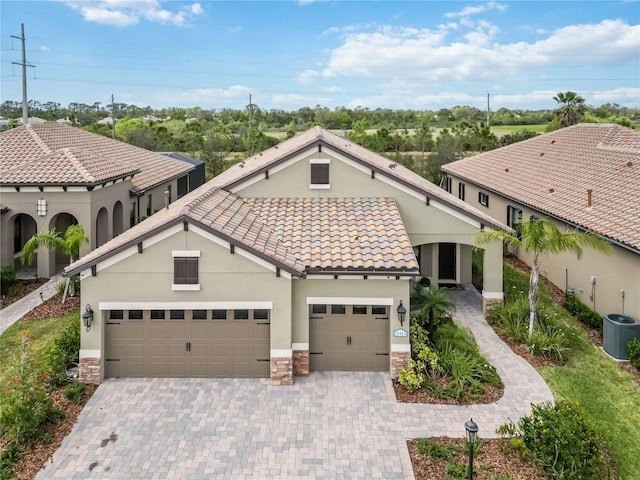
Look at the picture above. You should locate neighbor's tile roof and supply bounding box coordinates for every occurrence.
[246,197,419,272]
[209,126,508,231]
[442,123,640,251]
[0,124,193,192]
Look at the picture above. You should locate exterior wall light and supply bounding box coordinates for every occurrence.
[37,198,47,216]
[82,304,94,332]
[397,301,407,326]
[464,418,479,479]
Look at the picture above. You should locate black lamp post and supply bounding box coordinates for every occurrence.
[464,418,478,480]
[397,301,407,326]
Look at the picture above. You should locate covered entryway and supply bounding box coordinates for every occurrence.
[309,304,389,371]
[105,308,270,378]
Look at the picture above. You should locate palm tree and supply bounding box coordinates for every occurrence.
[553,91,586,127]
[21,224,89,296]
[475,218,610,337]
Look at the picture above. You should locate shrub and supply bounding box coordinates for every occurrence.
[526,328,569,361]
[64,382,87,404]
[564,293,602,330]
[628,338,640,370]
[416,438,457,460]
[0,442,20,480]
[412,287,456,330]
[398,360,426,392]
[501,400,613,480]
[41,318,80,385]
[0,265,16,296]
[0,331,65,443]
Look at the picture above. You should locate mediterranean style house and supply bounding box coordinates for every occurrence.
[64,126,507,386]
[442,123,640,321]
[0,124,203,278]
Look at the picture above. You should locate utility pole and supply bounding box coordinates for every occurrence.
[486,93,490,127]
[11,23,35,125]
[111,93,116,139]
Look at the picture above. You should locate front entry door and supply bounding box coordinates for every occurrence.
[438,243,457,281]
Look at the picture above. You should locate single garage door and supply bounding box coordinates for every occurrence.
[309,304,389,371]
[105,308,270,378]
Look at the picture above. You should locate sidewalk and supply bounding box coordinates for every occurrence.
[0,274,62,335]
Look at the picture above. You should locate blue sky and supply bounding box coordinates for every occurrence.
[1,0,639,112]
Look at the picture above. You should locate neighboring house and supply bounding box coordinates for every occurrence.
[0,124,203,278]
[161,152,206,193]
[96,116,114,126]
[64,126,507,386]
[442,123,640,321]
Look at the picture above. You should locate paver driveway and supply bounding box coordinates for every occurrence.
[37,288,553,479]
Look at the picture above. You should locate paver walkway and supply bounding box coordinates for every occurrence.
[0,274,61,335]
[37,287,553,480]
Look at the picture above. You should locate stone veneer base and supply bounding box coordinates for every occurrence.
[483,297,503,314]
[292,350,309,377]
[270,356,293,385]
[79,357,101,385]
[391,351,410,380]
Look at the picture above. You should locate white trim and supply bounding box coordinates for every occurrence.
[306,296,394,305]
[80,349,101,359]
[482,291,504,299]
[172,250,200,257]
[309,184,331,189]
[171,284,201,291]
[391,344,411,353]
[271,349,292,358]
[309,158,331,164]
[292,343,309,350]
[99,301,273,310]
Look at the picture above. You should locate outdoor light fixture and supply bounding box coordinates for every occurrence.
[397,301,407,326]
[36,198,47,216]
[464,418,479,480]
[82,304,94,332]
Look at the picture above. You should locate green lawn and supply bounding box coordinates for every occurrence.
[491,124,547,133]
[503,264,640,480]
[0,311,78,385]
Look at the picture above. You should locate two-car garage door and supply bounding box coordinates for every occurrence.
[105,308,270,378]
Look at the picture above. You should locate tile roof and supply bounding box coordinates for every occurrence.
[0,124,193,192]
[208,127,508,231]
[245,197,419,272]
[442,123,640,251]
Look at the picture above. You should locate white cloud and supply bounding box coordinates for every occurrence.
[62,0,204,27]
[152,85,253,106]
[297,69,319,84]
[445,2,507,19]
[323,86,345,93]
[40,45,51,52]
[320,20,640,83]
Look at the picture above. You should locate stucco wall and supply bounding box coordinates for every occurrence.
[448,174,640,319]
[79,227,293,368]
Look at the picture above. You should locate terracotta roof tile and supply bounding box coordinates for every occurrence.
[442,124,640,251]
[0,124,192,192]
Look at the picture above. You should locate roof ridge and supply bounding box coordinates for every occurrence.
[25,125,52,156]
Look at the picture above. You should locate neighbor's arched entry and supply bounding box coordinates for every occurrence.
[49,213,79,275]
[96,207,109,248]
[11,213,37,274]
[113,201,124,237]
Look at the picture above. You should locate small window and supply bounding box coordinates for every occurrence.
[353,305,367,315]
[310,163,329,185]
[478,192,489,207]
[174,257,198,284]
[445,177,452,193]
[458,183,465,201]
[151,310,165,320]
[234,309,249,320]
[109,310,124,320]
[130,203,136,228]
[507,206,523,229]
[311,304,327,315]
[128,310,143,320]
[192,309,207,320]
[146,194,152,217]
[212,309,227,320]
[331,305,346,315]
[253,309,269,320]
[371,305,387,315]
[170,310,184,320]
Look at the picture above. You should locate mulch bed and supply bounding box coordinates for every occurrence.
[394,380,504,405]
[21,294,81,321]
[0,279,49,309]
[408,437,548,480]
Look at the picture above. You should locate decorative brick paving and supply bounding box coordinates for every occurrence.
[37,287,554,480]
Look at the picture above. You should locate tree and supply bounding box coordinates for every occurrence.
[475,218,610,337]
[21,224,89,296]
[553,91,586,127]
